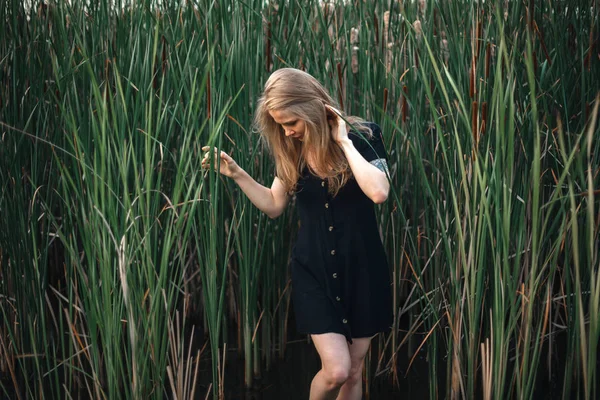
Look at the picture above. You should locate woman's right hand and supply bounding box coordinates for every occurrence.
[201,146,240,179]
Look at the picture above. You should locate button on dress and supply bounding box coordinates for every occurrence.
[290,122,393,342]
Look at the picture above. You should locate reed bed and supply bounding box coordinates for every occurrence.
[1,0,598,399]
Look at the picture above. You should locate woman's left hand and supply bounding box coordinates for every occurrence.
[325,104,349,144]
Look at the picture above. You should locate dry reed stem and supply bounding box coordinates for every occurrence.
[204,383,212,400]
[533,21,551,66]
[481,102,487,136]
[219,343,227,398]
[63,309,99,399]
[485,43,491,78]
[480,336,491,400]
[450,304,465,400]
[476,18,482,61]
[402,85,408,124]
[406,318,440,375]
[118,235,138,397]
[0,332,21,400]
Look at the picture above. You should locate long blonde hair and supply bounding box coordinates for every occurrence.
[254,68,371,196]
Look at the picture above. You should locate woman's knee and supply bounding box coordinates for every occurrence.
[345,363,363,386]
[323,365,351,387]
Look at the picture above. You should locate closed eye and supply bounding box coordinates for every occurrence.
[282,121,297,127]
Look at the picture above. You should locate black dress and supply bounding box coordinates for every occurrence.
[290,122,393,343]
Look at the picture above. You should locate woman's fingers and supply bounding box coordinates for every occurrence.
[200,146,235,173]
[220,151,234,163]
[201,146,230,158]
[325,104,342,116]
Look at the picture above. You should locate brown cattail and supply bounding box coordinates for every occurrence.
[265,18,272,72]
[383,87,388,113]
[469,59,476,98]
[472,101,478,145]
[336,62,344,110]
[413,20,422,43]
[322,1,334,19]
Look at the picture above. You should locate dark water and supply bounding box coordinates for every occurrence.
[192,329,600,400]
[195,335,431,400]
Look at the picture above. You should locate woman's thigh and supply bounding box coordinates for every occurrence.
[347,337,372,365]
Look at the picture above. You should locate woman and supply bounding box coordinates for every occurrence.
[202,68,393,400]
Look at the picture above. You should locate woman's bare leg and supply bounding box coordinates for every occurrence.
[336,337,372,400]
[309,333,352,400]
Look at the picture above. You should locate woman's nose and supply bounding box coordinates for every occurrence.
[285,128,295,136]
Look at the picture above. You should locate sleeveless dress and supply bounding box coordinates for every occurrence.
[290,122,393,342]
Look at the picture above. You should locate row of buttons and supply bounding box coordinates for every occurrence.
[323,180,347,326]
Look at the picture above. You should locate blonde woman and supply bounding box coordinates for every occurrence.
[202,68,392,400]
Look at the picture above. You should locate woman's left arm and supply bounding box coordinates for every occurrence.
[338,138,390,204]
[326,105,389,204]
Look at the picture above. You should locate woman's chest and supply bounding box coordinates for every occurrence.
[295,172,363,204]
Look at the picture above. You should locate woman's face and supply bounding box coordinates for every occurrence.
[269,109,306,141]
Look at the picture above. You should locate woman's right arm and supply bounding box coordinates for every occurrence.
[202,146,290,219]
[233,170,290,219]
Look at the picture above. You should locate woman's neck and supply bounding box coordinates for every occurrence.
[303,153,333,179]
